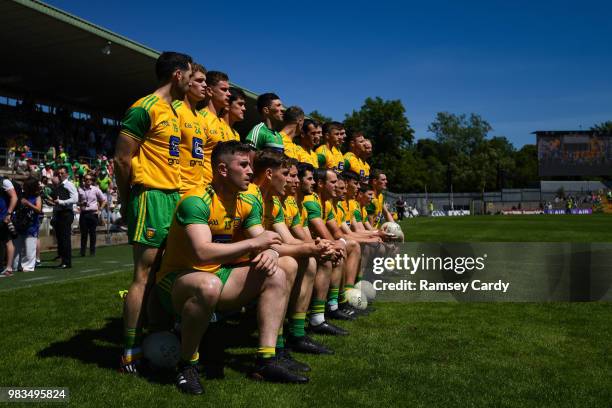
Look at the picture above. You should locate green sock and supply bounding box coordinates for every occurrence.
[123,327,142,361]
[276,327,285,349]
[327,287,340,310]
[257,346,276,360]
[340,284,354,304]
[289,312,306,337]
[355,275,362,283]
[309,299,326,325]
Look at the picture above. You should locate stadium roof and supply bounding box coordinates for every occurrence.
[0,0,260,130]
[532,130,612,135]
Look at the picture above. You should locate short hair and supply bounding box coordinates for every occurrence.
[206,71,229,87]
[322,121,342,135]
[314,168,330,184]
[211,141,252,169]
[286,157,299,168]
[229,87,247,104]
[341,170,360,182]
[347,130,365,143]
[283,106,304,125]
[58,165,69,173]
[253,149,290,178]
[191,63,207,75]
[155,51,193,82]
[257,93,280,113]
[297,162,315,179]
[358,183,373,193]
[370,169,385,184]
[302,119,320,134]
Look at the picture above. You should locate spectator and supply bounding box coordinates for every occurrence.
[395,196,406,221]
[77,173,107,256]
[52,165,77,269]
[12,178,42,272]
[0,177,18,277]
[15,153,28,174]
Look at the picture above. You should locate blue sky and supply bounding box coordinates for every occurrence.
[47,0,612,147]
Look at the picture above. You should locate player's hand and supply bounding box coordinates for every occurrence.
[333,240,347,258]
[251,231,282,252]
[378,230,397,241]
[251,249,279,276]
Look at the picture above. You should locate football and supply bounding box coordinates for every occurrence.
[142,331,181,369]
[346,288,368,310]
[355,280,376,301]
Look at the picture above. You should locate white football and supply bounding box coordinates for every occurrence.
[381,222,404,242]
[142,331,181,369]
[355,280,376,301]
[346,288,368,310]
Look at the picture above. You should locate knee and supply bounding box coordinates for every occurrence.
[305,257,317,279]
[266,266,288,293]
[279,256,298,286]
[194,277,222,305]
[348,239,360,255]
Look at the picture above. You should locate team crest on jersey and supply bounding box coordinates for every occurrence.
[192,137,204,159]
[145,228,156,239]
[169,136,180,157]
[338,162,344,170]
[233,217,241,228]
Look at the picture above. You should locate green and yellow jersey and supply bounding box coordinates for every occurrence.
[282,196,301,228]
[281,132,301,160]
[302,193,334,225]
[295,145,319,168]
[366,192,385,228]
[316,145,344,171]
[174,100,207,194]
[339,199,360,226]
[200,107,240,185]
[120,94,181,190]
[157,183,263,279]
[262,194,285,230]
[246,122,284,152]
[343,152,370,181]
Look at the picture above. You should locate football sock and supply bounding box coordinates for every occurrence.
[123,327,142,362]
[309,299,326,325]
[339,284,354,304]
[289,312,306,338]
[327,287,339,311]
[257,347,276,360]
[276,326,285,349]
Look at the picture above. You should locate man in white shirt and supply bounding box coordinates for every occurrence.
[53,165,78,269]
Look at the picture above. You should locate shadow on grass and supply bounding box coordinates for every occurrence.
[36,314,261,383]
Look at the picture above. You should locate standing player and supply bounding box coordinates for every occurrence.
[200,71,235,185]
[246,93,285,152]
[114,51,192,374]
[295,119,321,168]
[316,122,345,171]
[157,141,307,394]
[278,106,304,160]
[222,87,247,136]
[343,131,370,182]
[175,63,208,194]
[367,169,395,229]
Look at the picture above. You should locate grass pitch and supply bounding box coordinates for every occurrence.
[400,214,612,242]
[1,215,611,407]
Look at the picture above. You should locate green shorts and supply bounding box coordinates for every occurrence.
[127,185,180,248]
[156,267,234,317]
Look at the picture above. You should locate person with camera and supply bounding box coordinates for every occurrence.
[12,178,42,272]
[0,177,18,277]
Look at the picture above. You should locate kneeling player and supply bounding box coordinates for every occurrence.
[157,141,307,395]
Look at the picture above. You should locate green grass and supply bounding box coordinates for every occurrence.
[1,215,611,407]
[400,214,612,242]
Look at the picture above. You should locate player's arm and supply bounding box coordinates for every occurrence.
[114,134,140,217]
[339,221,381,242]
[3,183,17,223]
[186,224,281,265]
[289,224,310,241]
[383,203,394,223]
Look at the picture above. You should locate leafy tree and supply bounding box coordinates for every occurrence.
[591,121,612,132]
[308,110,333,124]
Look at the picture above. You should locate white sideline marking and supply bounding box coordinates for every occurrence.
[80,268,102,273]
[22,276,52,282]
[103,261,119,264]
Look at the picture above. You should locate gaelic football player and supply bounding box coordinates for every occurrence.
[114,51,192,374]
[246,93,285,152]
[316,122,345,171]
